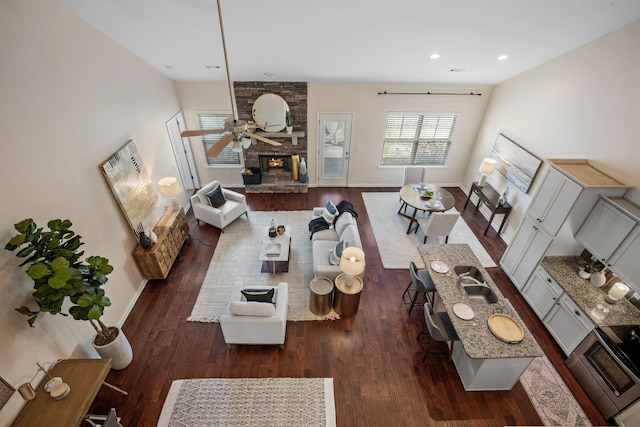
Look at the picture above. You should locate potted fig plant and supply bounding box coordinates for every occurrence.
[5,218,133,369]
[285,110,294,134]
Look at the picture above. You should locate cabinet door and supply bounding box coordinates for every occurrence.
[522,266,563,319]
[500,217,553,289]
[575,199,636,263]
[527,167,582,236]
[609,227,640,287]
[544,294,593,356]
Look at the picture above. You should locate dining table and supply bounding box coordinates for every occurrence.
[398,183,455,234]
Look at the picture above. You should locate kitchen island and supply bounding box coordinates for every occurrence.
[418,243,543,391]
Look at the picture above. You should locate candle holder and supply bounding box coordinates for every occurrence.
[605,282,630,304]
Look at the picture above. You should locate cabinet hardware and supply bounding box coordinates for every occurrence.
[574,310,580,316]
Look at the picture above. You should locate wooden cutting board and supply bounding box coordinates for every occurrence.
[488,314,525,343]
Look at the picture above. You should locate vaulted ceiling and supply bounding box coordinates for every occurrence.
[58,0,640,85]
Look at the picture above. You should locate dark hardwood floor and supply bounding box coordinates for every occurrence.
[90,187,609,426]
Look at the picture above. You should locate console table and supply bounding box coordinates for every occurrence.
[463,182,512,235]
[12,359,124,427]
[133,208,189,279]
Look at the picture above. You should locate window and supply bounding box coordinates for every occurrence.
[197,112,240,166]
[381,113,457,166]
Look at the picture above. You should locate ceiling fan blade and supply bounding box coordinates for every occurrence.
[246,132,282,147]
[181,128,225,137]
[205,133,234,157]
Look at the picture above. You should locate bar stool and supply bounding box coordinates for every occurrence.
[418,301,459,361]
[402,261,436,313]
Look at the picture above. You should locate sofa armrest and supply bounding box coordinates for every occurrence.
[222,189,247,205]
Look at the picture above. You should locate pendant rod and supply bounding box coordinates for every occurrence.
[377,91,481,96]
[217,0,239,121]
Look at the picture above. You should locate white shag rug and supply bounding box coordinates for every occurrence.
[157,377,336,427]
[188,210,339,323]
[362,192,497,269]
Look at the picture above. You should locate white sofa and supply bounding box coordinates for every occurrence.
[219,282,288,348]
[190,180,248,230]
[311,208,363,281]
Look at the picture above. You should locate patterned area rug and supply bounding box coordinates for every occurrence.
[188,210,339,322]
[157,378,336,427]
[362,192,496,269]
[521,355,592,426]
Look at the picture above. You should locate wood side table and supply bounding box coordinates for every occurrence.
[12,358,123,427]
[463,182,512,235]
[333,274,363,317]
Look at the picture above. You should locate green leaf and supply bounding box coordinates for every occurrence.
[88,305,102,320]
[7,234,25,248]
[15,245,35,258]
[27,264,51,279]
[14,218,34,233]
[76,294,93,308]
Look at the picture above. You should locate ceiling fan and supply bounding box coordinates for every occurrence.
[180,0,282,158]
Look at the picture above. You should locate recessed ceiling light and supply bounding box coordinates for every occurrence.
[205,65,220,69]
[264,72,274,77]
[450,68,466,72]
[430,53,440,60]
[497,55,509,61]
[165,65,174,70]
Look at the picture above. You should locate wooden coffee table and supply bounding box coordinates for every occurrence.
[259,226,291,276]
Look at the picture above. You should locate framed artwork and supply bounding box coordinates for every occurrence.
[490,133,542,193]
[100,140,161,236]
[0,376,15,410]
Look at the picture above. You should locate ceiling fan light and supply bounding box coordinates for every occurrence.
[230,140,243,153]
[241,137,252,149]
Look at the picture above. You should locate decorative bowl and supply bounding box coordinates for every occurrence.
[277,225,285,235]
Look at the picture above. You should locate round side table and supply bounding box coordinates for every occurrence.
[333,273,363,317]
[309,277,334,316]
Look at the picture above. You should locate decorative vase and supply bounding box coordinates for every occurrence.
[138,231,152,249]
[92,327,133,370]
[299,156,307,183]
[578,269,592,280]
[590,271,606,288]
[147,227,158,244]
[286,126,293,134]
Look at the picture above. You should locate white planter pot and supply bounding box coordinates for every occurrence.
[286,126,293,134]
[92,327,133,370]
[578,269,592,280]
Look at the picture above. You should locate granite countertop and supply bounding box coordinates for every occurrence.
[418,243,543,360]
[540,256,640,326]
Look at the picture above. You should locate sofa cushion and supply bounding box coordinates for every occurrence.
[334,212,354,236]
[340,223,362,249]
[207,186,226,208]
[228,301,276,317]
[329,240,346,265]
[241,288,275,303]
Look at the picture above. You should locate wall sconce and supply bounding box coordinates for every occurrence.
[339,247,366,288]
[477,158,497,186]
[158,176,182,210]
[606,282,630,304]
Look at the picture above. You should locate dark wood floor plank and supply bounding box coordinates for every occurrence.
[89,187,608,426]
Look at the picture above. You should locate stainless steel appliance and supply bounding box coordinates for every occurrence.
[567,325,640,419]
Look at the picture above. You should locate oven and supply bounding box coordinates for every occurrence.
[566,325,640,419]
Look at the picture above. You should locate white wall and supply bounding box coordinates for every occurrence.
[464,19,640,242]
[176,82,492,187]
[0,1,182,422]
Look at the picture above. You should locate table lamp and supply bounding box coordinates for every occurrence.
[158,176,182,210]
[606,282,629,304]
[339,247,366,288]
[477,158,497,186]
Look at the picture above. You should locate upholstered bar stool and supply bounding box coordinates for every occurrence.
[419,301,459,361]
[402,261,436,313]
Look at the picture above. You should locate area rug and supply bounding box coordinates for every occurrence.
[157,377,336,427]
[521,355,592,426]
[362,192,496,269]
[188,210,339,323]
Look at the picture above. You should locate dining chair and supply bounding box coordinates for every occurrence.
[400,167,427,212]
[402,261,436,313]
[419,301,459,361]
[416,211,460,244]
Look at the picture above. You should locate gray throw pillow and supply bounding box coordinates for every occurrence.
[206,186,226,208]
[241,288,275,303]
[329,240,346,265]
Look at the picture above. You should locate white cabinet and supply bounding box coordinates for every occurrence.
[576,198,636,263]
[522,266,563,318]
[527,167,582,236]
[544,293,594,356]
[609,226,640,287]
[500,217,553,290]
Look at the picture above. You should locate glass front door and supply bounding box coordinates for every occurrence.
[317,113,353,187]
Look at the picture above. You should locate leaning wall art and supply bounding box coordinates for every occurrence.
[490,133,542,194]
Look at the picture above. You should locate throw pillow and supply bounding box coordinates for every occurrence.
[322,200,337,225]
[228,301,276,317]
[241,288,275,303]
[329,240,347,265]
[206,186,226,208]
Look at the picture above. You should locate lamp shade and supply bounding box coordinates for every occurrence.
[158,176,181,198]
[339,247,366,276]
[608,282,629,301]
[479,158,497,175]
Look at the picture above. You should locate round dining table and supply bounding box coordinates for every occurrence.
[398,183,455,234]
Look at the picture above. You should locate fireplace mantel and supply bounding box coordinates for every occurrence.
[252,131,305,145]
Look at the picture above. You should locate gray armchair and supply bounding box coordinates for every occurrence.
[190,180,248,230]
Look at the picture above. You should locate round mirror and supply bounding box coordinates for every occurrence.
[252,93,289,132]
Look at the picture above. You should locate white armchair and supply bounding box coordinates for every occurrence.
[219,282,288,349]
[191,180,248,230]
